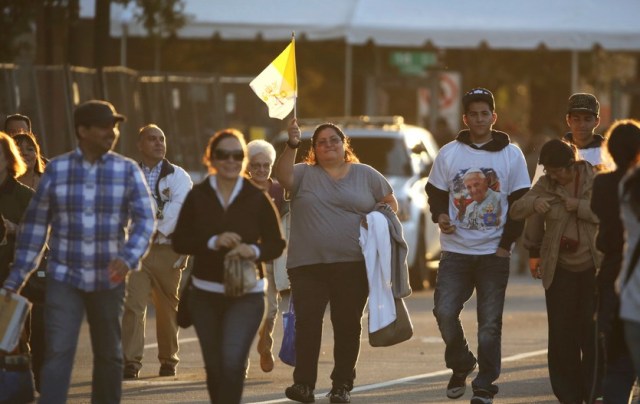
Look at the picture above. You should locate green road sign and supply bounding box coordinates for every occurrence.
[389,51,438,75]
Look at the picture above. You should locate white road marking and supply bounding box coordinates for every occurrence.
[139,338,548,401]
[246,348,549,404]
[143,337,199,350]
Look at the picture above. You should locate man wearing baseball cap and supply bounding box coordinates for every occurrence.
[2,99,155,403]
[564,93,607,170]
[426,88,531,404]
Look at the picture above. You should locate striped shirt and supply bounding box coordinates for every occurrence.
[3,148,156,292]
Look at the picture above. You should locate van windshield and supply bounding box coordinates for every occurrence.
[349,137,412,176]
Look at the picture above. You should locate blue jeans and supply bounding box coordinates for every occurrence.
[624,320,640,381]
[433,251,510,396]
[188,287,264,404]
[39,278,125,404]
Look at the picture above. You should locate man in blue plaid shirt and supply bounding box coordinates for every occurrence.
[2,100,156,403]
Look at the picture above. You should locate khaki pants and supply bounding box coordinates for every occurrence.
[122,244,187,369]
[257,263,280,356]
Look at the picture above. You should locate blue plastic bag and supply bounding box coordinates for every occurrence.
[278,298,296,366]
[0,357,35,404]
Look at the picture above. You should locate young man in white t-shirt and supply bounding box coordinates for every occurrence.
[425,88,531,404]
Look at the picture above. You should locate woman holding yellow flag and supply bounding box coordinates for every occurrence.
[275,118,397,403]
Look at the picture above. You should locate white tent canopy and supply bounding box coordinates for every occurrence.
[97,0,353,41]
[84,0,640,51]
[347,0,640,50]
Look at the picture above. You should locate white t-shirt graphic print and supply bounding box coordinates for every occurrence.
[428,141,530,255]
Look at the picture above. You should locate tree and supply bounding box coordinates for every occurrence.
[0,0,70,64]
[128,0,186,71]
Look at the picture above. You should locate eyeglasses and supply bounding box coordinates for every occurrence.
[248,162,272,171]
[465,88,491,96]
[214,149,244,161]
[314,137,343,148]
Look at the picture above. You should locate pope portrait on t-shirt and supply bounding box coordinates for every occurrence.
[452,168,502,230]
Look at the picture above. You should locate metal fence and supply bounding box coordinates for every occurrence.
[0,64,276,172]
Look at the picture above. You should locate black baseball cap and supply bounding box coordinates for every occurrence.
[74,100,126,127]
[462,88,495,112]
[567,93,599,116]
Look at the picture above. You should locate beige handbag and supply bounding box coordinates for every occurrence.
[272,211,291,291]
[223,255,259,297]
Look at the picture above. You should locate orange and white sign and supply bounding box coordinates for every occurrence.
[418,71,461,133]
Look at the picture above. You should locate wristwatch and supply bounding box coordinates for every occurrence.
[286,139,301,149]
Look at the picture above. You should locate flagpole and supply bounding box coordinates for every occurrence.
[292,31,297,120]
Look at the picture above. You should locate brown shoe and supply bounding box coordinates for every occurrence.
[260,352,274,372]
[123,364,139,380]
[159,364,176,377]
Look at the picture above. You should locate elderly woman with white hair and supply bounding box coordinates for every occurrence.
[246,139,288,373]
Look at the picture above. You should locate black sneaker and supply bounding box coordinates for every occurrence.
[285,383,315,403]
[327,385,351,403]
[470,389,493,404]
[446,363,477,399]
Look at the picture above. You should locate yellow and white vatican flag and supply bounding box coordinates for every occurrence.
[250,36,297,120]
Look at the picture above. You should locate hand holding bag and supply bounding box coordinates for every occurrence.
[223,255,259,297]
[368,298,413,347]
[278,298,296,366]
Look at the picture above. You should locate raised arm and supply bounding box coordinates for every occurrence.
[274,118,300,192]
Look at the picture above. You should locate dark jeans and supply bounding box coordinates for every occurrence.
[597,283,636,403]
[188,287,264,404]
[545,266,597,404]
[624,320,640,381]
[288,262,369,390]
[433,251,510,396]
[29,303,45,393]
[39,278,125,404]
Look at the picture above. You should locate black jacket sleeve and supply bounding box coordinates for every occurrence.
[591,173,623,255]
[425,182,449,223]
[498,187,529,250]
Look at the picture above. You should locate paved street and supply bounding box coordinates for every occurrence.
[59,272,571,403]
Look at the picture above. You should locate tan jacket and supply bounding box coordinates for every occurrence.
[510,162,601,289]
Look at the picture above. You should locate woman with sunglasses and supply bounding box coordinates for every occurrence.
[172,129,285,404]
[510,139,601,404]
[275,118,398,403]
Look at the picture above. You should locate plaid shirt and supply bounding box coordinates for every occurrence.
[141,161,162,197]
[3,148,155,292]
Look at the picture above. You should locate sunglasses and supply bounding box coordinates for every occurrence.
[214,149,244,161]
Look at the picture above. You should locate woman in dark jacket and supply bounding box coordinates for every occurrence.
[172,129,285,404]
[591,120,640,404]
[0,131,32,282]
[0,131,34,401]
